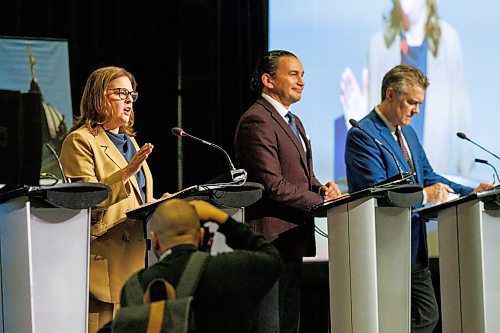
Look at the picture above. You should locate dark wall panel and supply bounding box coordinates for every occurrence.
[0,0,268,196]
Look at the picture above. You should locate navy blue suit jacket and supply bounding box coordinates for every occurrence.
[345,110,473,264]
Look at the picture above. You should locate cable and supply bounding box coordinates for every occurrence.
[315,225,328,239]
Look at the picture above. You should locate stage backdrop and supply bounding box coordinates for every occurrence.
[0,37,73,180]
[269,0,500,260]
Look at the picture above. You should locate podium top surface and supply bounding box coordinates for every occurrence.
[415,186,500,219]
[0,182,111,209]
[126,182,264,221]
[307,184,423,217]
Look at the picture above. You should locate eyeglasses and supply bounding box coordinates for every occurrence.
[108,88,139,102]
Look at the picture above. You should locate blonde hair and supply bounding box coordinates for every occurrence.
[384,0,441,57]
[70,66,137,136]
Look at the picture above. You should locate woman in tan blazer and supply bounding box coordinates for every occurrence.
[60,66,160,333]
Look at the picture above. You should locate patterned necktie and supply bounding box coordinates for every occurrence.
[285,111,301,141]
[395,127,414,172]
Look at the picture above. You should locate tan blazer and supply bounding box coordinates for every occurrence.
[60,125,153,303]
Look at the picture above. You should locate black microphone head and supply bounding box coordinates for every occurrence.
[349,119,361,128]
[474,158,488,164]
[456,132,468,140]
[171,127,185,137]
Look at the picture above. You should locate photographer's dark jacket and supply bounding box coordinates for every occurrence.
[119,217,283,333]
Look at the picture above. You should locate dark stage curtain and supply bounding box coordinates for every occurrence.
[0,0,268,195]
[1,2,342,332]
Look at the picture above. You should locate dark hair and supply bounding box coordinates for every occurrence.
[381,64,429,101]
[250,50,297,93]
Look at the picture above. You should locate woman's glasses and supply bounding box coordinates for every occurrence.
[108,88,138,102]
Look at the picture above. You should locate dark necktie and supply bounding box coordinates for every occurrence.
[285,111,301,141]
[395,127,414,172]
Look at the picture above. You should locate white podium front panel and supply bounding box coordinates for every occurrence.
[0,197,90,333]
[327,197,411,333]
[438,200,500,333]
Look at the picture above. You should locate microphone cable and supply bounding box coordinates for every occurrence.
[315,224,328,239]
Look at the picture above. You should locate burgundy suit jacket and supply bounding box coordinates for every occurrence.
[234,98,323,258]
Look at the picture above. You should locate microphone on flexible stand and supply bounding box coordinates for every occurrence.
[474,158,500,184]
[171,127,247,184]
[45,143,69,184]
[349,119,414,186]
[457,132,500,161]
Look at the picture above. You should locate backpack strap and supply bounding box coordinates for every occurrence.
[146,300,166,333]
[175,251,210,298]
[143,278,177,303]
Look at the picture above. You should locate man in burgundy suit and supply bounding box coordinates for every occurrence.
[234,50,341,333]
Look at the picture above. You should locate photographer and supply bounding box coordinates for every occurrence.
[118,199,284,333]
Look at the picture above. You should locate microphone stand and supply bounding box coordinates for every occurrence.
[475,158,500,184]
[457,132,500,161]
[45,143,69,184]
[349,119,414,186]
[172,127,247,185]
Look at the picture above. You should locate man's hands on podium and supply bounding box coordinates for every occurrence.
[424,183,453,204]
[425,182,496,205]
[472,183,495,193]
[320,181,342,201]
[189,200,229,225]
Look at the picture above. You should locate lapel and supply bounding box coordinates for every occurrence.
[258,98,310,177]
[95,127,143,203]
[370,111,412,174]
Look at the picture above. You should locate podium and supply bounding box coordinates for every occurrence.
[308,184,423,333]
[127,181,264,221]
[126,181,264,264]
[416,187,500,333]
[0,183,110,333]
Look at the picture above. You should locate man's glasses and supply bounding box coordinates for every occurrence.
[108,88,138,102]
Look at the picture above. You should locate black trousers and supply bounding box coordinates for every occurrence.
[251,258,302,333]
[278,259,302,333]
[411,265,440,333]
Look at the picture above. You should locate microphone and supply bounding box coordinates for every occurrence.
[474,158,499,184]
[171,127,247,184]
[45,143,69,184]
[457,132,500,161]
[349,119,414,186]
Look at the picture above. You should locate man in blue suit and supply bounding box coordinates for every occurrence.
[345,64,493,333]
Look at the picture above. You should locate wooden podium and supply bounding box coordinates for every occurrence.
[0,183,109,333]
[417,187,500,333]
[308,184,423,333]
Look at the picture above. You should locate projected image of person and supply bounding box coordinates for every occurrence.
[338,0,472,179]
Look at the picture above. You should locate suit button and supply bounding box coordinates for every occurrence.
[122,234,130,243]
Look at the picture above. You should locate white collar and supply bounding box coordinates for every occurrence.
[262,93,290,121]
[158,248,172,262]
[375,105,397,134]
